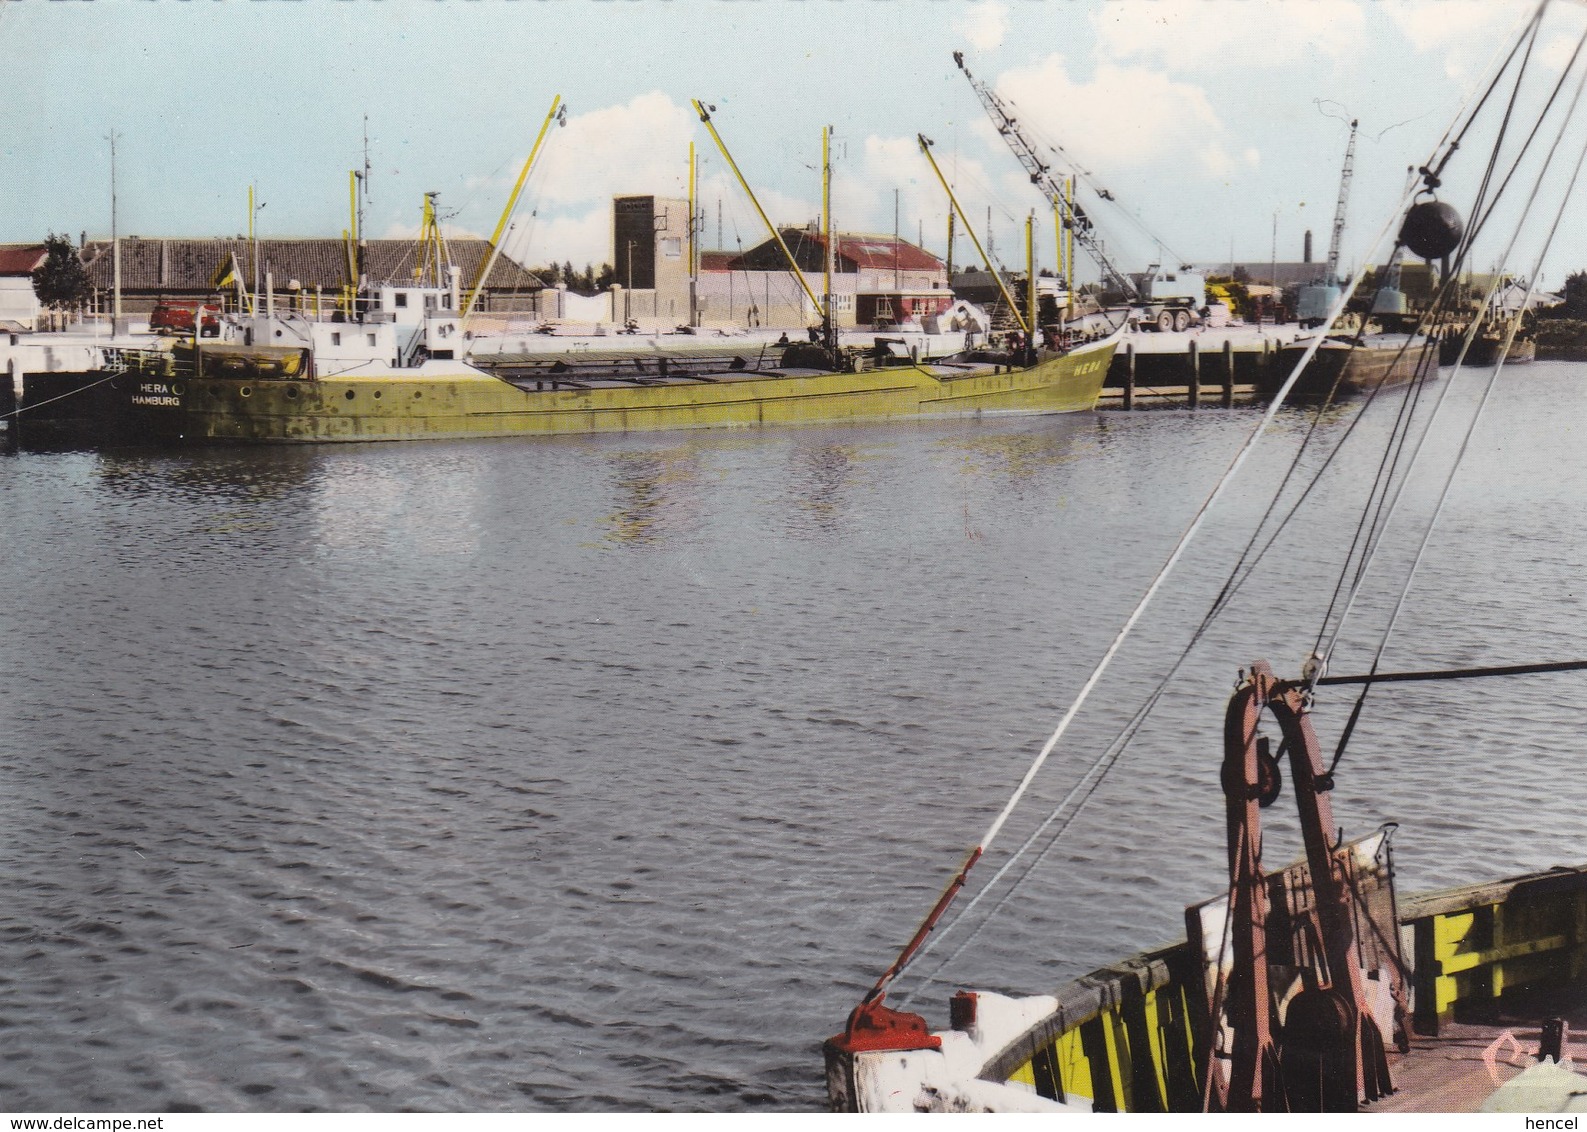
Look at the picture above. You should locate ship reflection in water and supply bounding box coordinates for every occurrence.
[785,441,866,537]
[601,445,707,548]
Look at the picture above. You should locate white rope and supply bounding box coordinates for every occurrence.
[968,184,1418,861]
[866,10,1522,996]
[1328,41,1587,685]
[1318,21,1587,679]
[953,0,1529,867]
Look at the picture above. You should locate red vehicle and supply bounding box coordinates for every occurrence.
[149,301,221,338]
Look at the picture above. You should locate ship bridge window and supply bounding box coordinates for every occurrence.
[394,292,409,308]
[331,332,341,346]
[367,333,377,347]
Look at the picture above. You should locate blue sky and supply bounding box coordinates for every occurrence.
[2,0,1580,287]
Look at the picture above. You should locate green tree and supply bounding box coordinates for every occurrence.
[32,233,90,310]
[1563,270,1587,318]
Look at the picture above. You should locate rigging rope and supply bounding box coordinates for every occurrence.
[1322,37,1587,767]
[1305,11,1585,680]
[1315,18,1587,676]
[1319,658,1587,685]
[885,3,1561,999]
[881,177,1423,1002]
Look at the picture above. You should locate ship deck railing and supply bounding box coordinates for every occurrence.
[939,860,1587,1113]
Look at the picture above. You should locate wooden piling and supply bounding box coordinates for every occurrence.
[1187,339,1200,410]
[1123,342,1135,411]
[1222,340,1235,408]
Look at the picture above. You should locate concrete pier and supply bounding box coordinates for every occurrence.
[1101,324,1307,409]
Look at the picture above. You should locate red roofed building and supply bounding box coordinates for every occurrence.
[682,228,951,330]
[0,245,48,331]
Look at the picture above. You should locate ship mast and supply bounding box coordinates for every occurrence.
[916,134,1029,337]
[688,141,700,328]
[108,130,121,326]
[693,99,834,351]
[1025,211,1037,357]
[823,125,834,347]
[346,117,370,314]
[462,95,565,324]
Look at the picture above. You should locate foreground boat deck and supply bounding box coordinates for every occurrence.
[827,858,1587,1113]
[1376,986,1587,1113]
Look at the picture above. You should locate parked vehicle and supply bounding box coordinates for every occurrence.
[149,301,220,338]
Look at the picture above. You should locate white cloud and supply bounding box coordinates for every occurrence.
[1541,35,1581,73]
[536,92,698,208]
[1093,0,1367,71]
[954,1,1009,54]
[1385,0,1535,81]
[481,92,829,267]
[502,207,610,271]
[995,57,1222,173]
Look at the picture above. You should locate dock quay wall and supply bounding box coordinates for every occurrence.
[1535,319,1587,360]
[1103,328,1301,409]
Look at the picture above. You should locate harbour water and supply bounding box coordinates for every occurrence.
[2,364,1584,1112]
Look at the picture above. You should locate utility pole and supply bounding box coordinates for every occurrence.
[1270,210,1278,325]
[107,130,121,325]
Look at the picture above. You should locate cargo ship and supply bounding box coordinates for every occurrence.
[113,346,1126,444]
[1263,332,1435,402]
[1465,332,1537,366]
[111,306,1121,444]
[1442,323,1536,368]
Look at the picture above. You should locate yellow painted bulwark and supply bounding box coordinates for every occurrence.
[136,345,1115,443]
[1413,884,1587,1030]
[1006,983,1196,1111]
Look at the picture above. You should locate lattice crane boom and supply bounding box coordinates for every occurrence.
[1326,119,1359,283]
[952,51,1138,299]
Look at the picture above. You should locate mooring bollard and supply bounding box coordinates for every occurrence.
[1188,339,1200,409]
[1124,342,1135,411]
[1223,339,1235,407]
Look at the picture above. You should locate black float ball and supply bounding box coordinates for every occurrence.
[1400,199,1464,260]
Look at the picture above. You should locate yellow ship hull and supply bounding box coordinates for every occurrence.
[123,338,1117,443]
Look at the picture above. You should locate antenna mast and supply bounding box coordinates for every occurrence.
[359,115,370,248]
